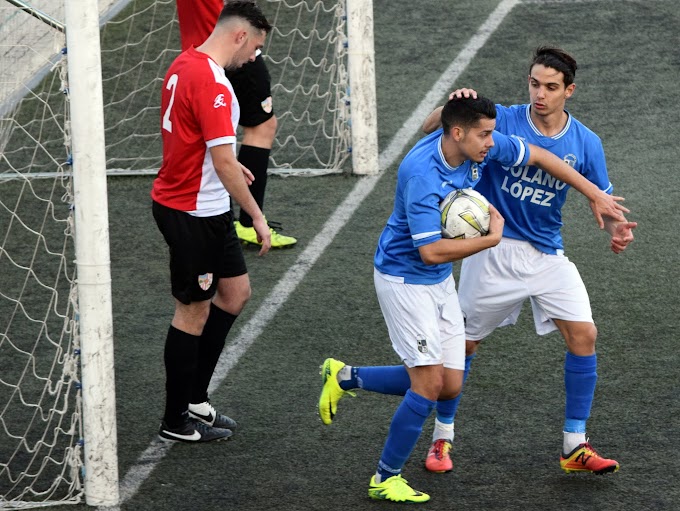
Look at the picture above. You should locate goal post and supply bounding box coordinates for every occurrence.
[64,0,120,507]
[346,0,379,175]
[0,0,119,507]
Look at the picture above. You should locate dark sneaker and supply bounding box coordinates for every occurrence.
[158,418,232,443]
[188,401,238,430]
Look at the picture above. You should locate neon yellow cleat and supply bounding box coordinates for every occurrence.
[368,475,430,503]
[318,358,355,425]
[234,219,297,248]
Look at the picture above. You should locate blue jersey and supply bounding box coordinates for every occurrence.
[477,104,613,254]
[374,128,529,284]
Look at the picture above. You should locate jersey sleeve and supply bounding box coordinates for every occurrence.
[582,135,614,194]
[191,81,237,147]
[404,174,442,247]
[489,130,530,168]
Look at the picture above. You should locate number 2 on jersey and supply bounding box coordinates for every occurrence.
[162,74,179,133]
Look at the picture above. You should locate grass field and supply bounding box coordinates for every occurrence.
[4,0,680,509]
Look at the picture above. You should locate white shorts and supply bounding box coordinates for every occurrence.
[373,269,465,370]
[459,237,593,340]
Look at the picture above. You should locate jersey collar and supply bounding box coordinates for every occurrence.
[525,104,572,140]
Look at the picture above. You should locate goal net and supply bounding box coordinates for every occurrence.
[0,1,81,508]
[100,0,355,177]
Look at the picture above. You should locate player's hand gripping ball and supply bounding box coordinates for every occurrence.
[440,188,491,239]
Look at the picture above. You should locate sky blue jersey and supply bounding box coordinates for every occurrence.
[374,128,529,284]
[476,104,613,254]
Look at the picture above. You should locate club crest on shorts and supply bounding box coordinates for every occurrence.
[260,96,273,114]
[198,272,213,291]
[416,336,428,354]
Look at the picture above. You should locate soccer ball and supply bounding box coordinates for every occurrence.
[440,188,491,239]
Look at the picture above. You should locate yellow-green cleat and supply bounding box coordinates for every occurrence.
[234,219,297,248]
[368,475,430,503]
[318,358,355,425]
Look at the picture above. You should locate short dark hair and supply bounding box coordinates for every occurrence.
[218,1,272,33]
[441,96,496,134]
[530,46,578,86]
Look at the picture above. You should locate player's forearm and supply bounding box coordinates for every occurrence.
[422,106,444,134]
[212,147,265,222]
[221,173,263,222]
[527,146,602,201]
[419,235,500,265]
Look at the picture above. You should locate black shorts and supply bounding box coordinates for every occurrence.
[152,201,247,305]
[225,54,274,127]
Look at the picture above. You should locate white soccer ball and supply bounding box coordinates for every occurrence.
[440,188,491,239]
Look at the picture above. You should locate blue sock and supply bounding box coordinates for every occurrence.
[377,389,435,481]
[339,366,410,395]
[563,352,597,433]
[435,354,476,423]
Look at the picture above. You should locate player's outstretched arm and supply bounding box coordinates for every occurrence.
[526,144,628,229]
[210,144,271,255]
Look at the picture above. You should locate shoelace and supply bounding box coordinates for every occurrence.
[432,439,451,460]
[200,399,218,417]
[266,220,284,231]
[580,442,598,455]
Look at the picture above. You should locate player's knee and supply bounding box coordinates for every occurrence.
[173,301,211,335]
[214,282,252,314]
[410,368,444,400]
[584,323,598,349]
[564,322,597,355]
[439,382,462,400]
[231,284,252,311]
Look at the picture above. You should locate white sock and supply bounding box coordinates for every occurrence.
[563,431,587,454]
[337,364,352,382]
[432,419,454,443]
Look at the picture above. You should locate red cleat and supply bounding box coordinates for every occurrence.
[425,439,453,473]
[560,442,620,475]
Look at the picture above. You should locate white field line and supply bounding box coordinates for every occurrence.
[109,0,519,507]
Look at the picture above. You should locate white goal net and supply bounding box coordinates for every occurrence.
[1,1,81,507]
[100,0,353,177]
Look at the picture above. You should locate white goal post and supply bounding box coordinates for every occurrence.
[1,0,119,507]
[345,0,378,175]
[64,0,120,507]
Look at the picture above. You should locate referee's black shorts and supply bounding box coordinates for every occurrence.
[152,201,247,305]
[226,54,274,127]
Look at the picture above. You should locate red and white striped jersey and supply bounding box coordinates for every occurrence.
[152,47,240,216]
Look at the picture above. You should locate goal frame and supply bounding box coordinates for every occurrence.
[64,0,119,506]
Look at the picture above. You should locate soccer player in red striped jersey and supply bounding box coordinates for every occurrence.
[153,1,271,443]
